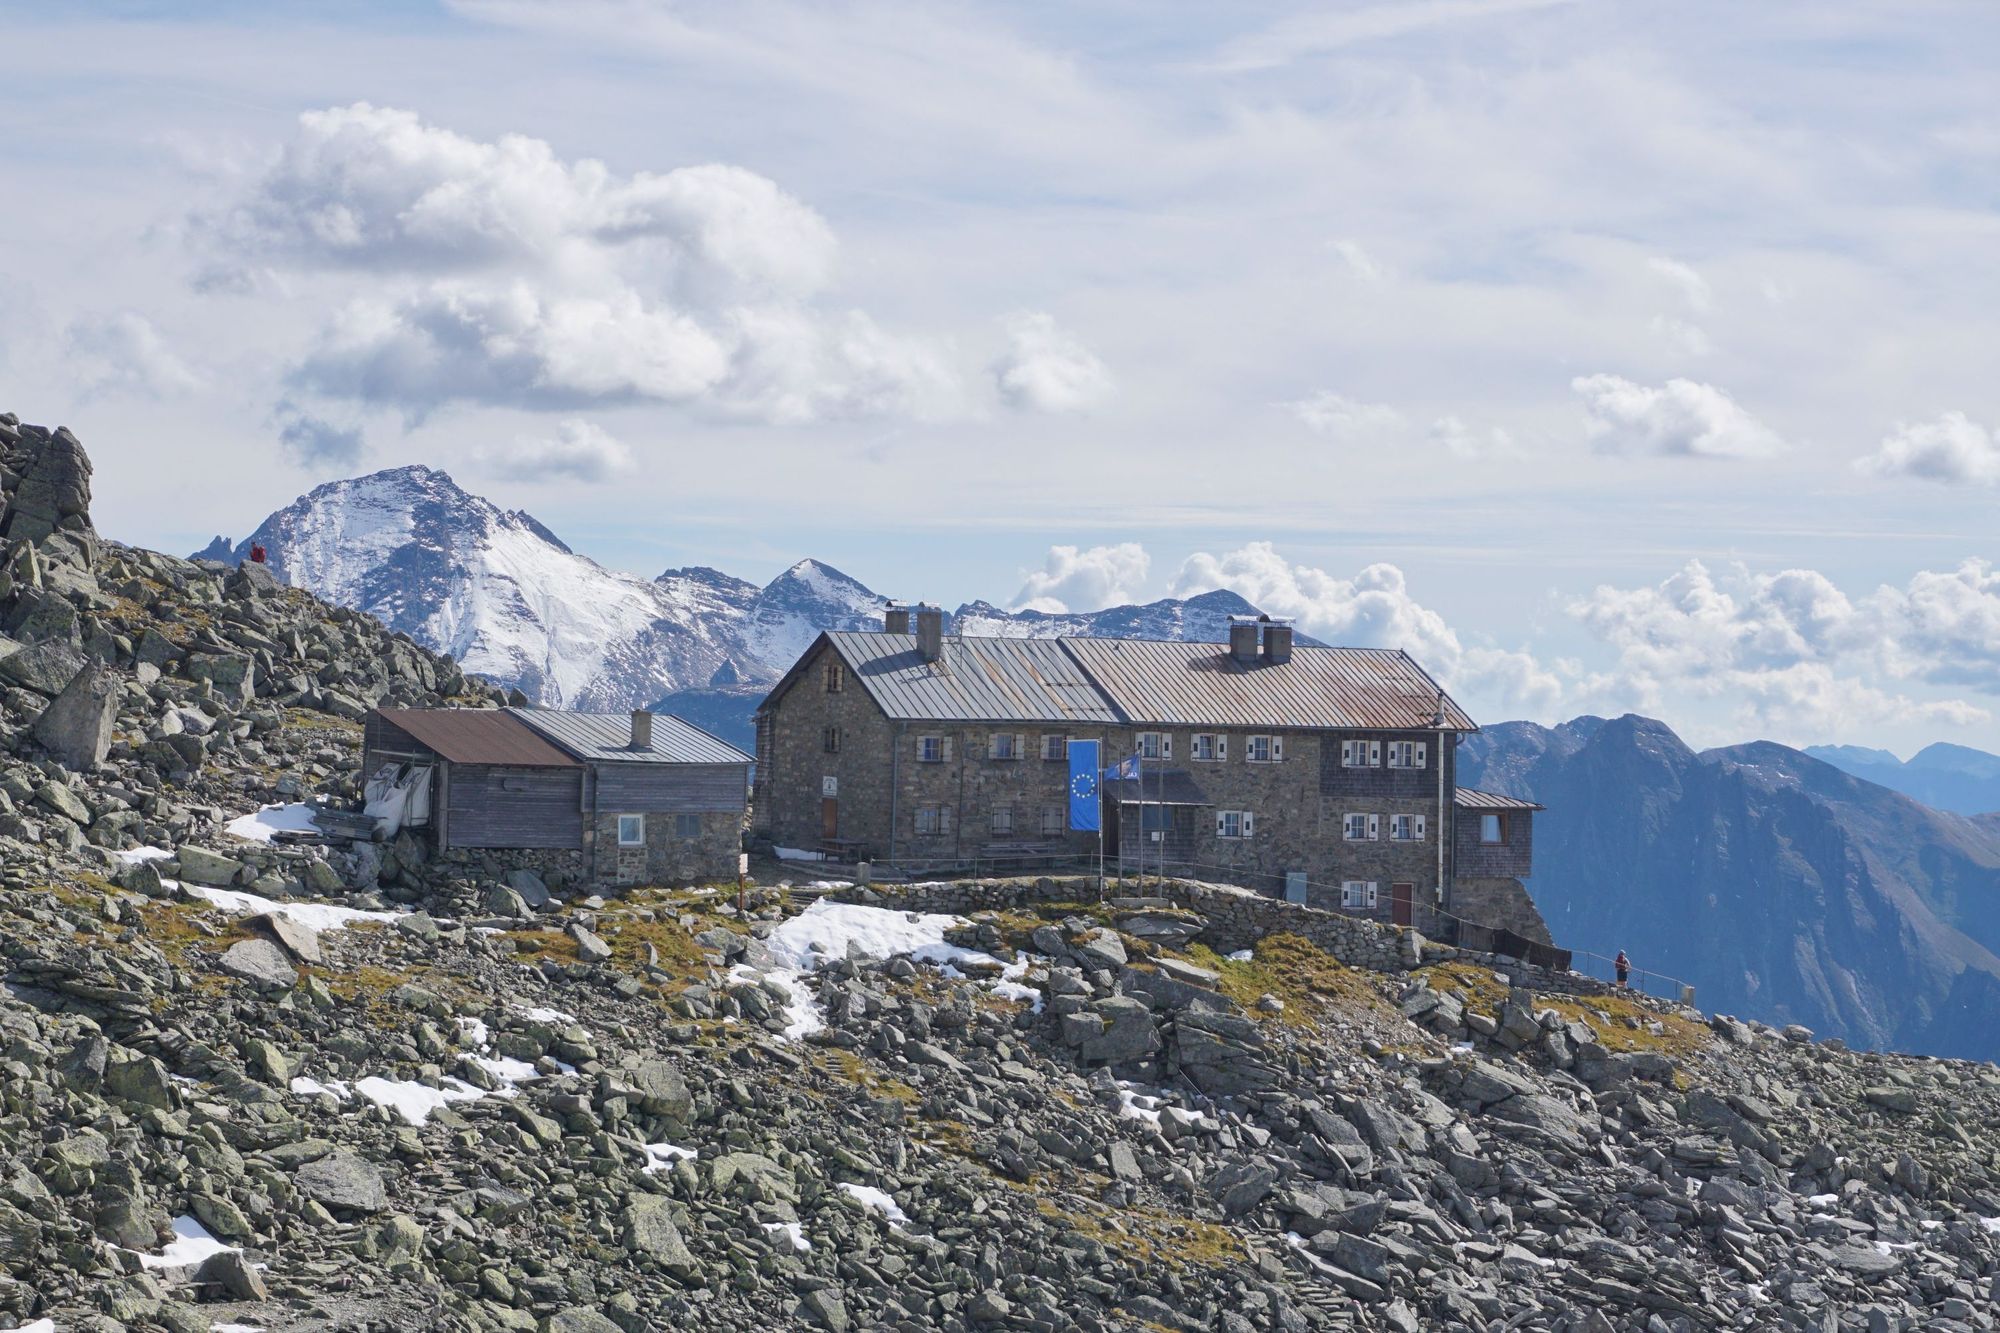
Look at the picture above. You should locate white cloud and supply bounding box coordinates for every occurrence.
[1567,559,1998,739]
[993,312,1112,414]
[1330,239,1385,282]
[200,104,956,426]
[1649,315,1712,358]
[64,312,203,398]
[1170,542,1561,713]
[1856,412,2000,486]
[1011,543,1150,613]
[1572,374,1783,459]
[1290,392,1406,436]
[1645,256,1712,312]
[1428,415,1518,460]
[478,419,634,482]
[272,399,364,469]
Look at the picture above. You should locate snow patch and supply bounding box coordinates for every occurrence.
[643,1143,698,1173]
[517,1005,573,1024]
[0,1321,55,1333]
[224,802,321,843]
[183,883,403,934]
[763,1220,812,1252]
[354,1075,493,1125]
[838,1182,909,1227]
[136,1214,239,1270]
[1226,949,1254,962]
[774,846,826,861]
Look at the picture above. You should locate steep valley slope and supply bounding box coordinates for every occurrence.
[1461,714,2000,1062]
[11,412,2000,1332]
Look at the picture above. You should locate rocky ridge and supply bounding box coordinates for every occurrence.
[7,412,2000,1332]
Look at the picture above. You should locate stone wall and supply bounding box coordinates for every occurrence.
[439,844,588,890]
[590,809,740,888]
[1454,875,1553,946]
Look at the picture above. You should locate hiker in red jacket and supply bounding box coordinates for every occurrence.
[1615,949,1631,988]
[249,543,267,564]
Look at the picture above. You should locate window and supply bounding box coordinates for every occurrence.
[1480,813,1506,844]
[1140,805,1174,832]
[1215,809,1255,839]
[1041,734,1069,761]
[823,726,841,754]
[1343,812,1380,842]
[824,659,844,693]
[917,735,949,764]
[617,814,645,846]
[1246,735,1283,763]
[991,807,1014,835]
[990,732,1022,761]
[1341,880,1379,909]
[675,814,701,839]
[915,804,955,836]
[1389,813,1427,842]
[1385,740,1428,769]
[1341,739,1383,768]
[1190,733,1226,762]
[1136,731,1171,760]
[1040,807,1065,835]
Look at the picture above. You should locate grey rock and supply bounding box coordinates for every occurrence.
[32,663,119,770]
[294,1151,389,1214]
[217,938,298,991]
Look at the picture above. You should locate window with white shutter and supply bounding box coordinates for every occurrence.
[1241,810,1255,838]
[1343,812,1370,841]
[1367,813,1381,840]
[1191,734,1218,761]
[1041,734,1068,761]
[1040,807,1064,835]
[1137,731,1164,759]
[1415,814,1427,841]
[991,732,1022,760]
[1161,733,1174,760]
[918,735,942,763]
[1247,734,1275,763]
[1340,880,1379,909]
[1215,810,1254,839]
[991,807,1014,834]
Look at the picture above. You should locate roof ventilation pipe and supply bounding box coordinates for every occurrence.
[915,604,945,662]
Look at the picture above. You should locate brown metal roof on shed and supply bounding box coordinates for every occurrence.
[372,708,578,767]
[1061,638,1477,732]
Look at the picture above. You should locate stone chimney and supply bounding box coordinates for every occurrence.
[1229,618,1260,666]
[915,604,944,662]
[884,602,911,634]
[1262,621,1294,665]
[630,709,654,751]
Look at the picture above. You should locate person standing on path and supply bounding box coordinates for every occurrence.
[1615,949,1631,988]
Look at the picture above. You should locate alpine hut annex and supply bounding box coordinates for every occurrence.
[361,706,752,888]
[752,605,1545,937]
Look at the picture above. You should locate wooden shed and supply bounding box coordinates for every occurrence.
[363,706,752,886]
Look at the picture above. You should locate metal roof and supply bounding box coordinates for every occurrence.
[374,708,578,768]
[1061,638,1476,732]
[823,632,1123,724]
[1454,787,1544,811]
[508,708,753,765]
[1103,769,1212,806]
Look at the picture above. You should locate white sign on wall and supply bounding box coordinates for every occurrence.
[822,776,838,797]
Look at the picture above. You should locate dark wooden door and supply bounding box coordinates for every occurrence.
[1391,882,1414,927]
[821,798,838,840]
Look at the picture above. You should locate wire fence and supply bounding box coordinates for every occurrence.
[773,844,1699,1002]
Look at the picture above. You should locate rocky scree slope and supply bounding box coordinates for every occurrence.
[6,410,2000,1331]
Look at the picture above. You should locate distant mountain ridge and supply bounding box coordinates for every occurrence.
[200,467,1295,741]
[1463,714,2000,1061]
[1806,741,2000,816]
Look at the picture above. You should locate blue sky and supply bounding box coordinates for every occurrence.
[4,0,2000,751]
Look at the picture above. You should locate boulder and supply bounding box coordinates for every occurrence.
[31,663,119,770]
[250,911,323,965]
[216,938,298,992]
[294,1151,388,1213]
[4,424,93,542]
[623,1195,700,1279]
[175,846,245,887]
[0,640,86,695]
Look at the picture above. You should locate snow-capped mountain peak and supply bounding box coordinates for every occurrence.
[207,467,1303,735]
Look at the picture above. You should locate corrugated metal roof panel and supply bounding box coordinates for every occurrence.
[826,632,1123,724]
[508,708,753,765]
[1454,787,1544,811]
[374,708,578,768]
[1061,638,1476,732]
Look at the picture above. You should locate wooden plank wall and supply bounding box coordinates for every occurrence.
[445,765,586,849]
[593,763,750,814]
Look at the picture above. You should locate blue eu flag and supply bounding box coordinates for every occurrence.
[1067,739,1101,831]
